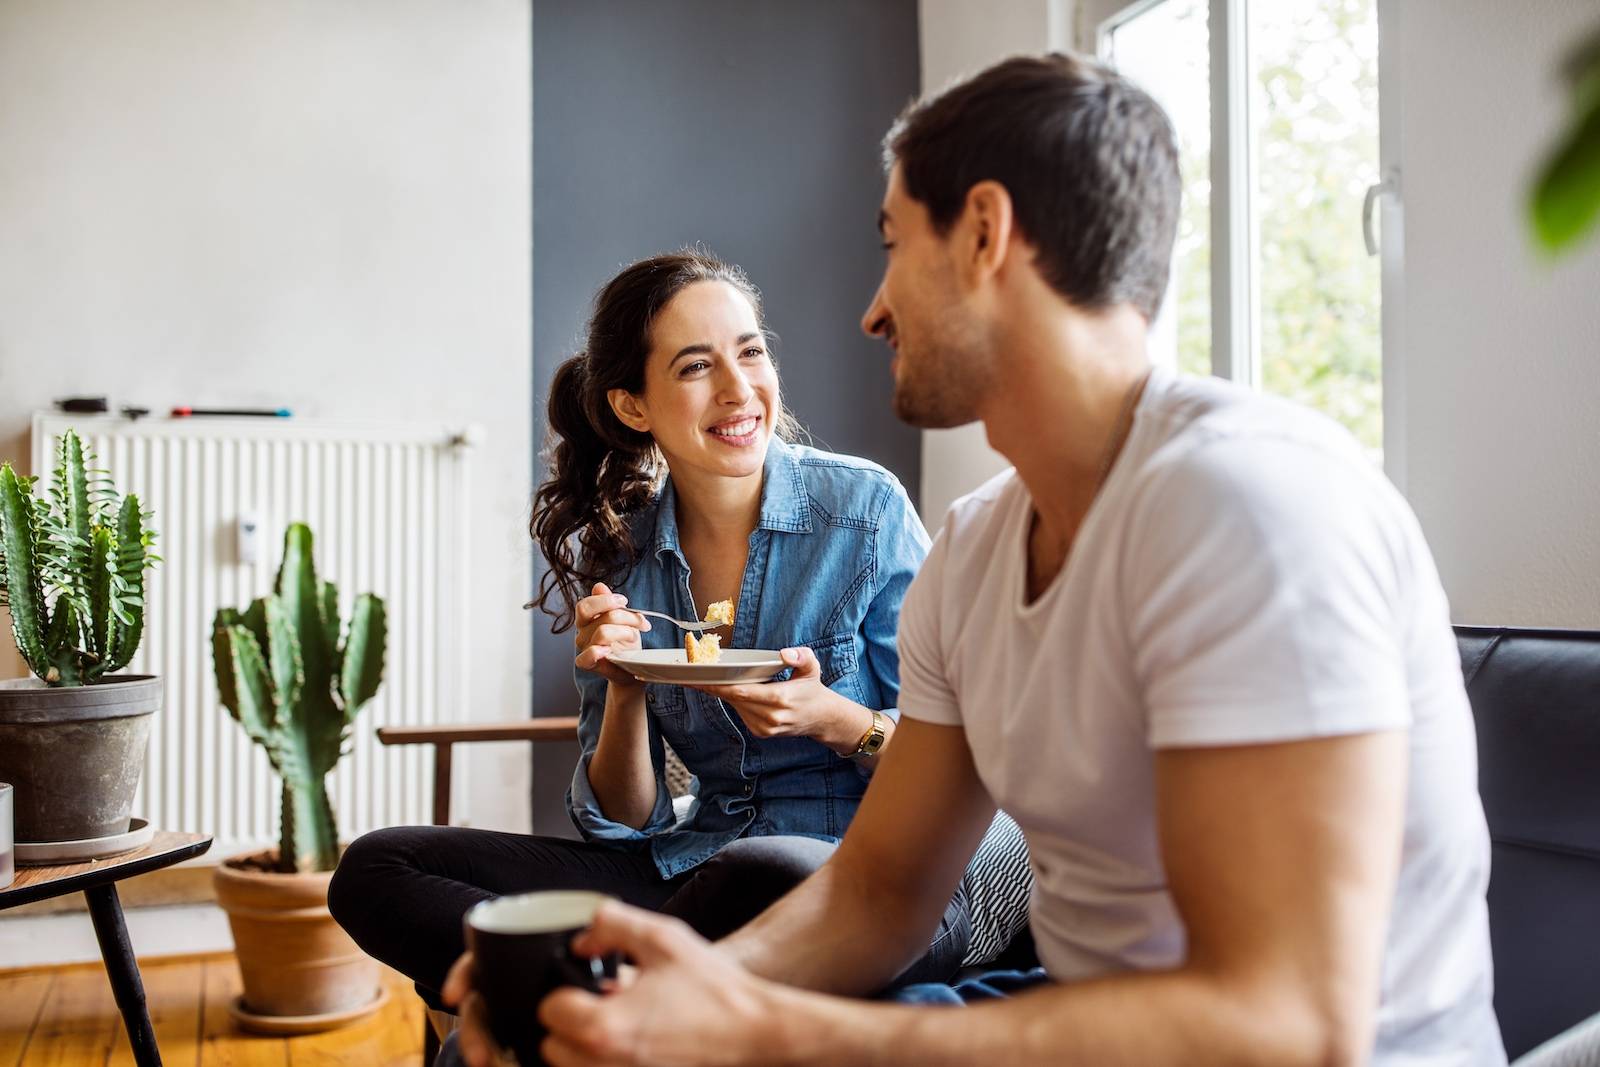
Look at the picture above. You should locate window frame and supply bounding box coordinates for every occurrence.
[1079,0,1405,486]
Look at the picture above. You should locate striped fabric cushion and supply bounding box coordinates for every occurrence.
[958,810,1033,967]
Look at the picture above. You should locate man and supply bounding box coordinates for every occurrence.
[446,52,1505,1066]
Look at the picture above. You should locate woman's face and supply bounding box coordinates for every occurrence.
[611,279,780,487]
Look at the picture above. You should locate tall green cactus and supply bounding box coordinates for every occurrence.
[212,523,387,873]
[0,430,159,686]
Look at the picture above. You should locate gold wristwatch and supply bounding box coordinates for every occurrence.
[850,709,888,760]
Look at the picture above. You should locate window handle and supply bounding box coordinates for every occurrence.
[1363,170,1399,256]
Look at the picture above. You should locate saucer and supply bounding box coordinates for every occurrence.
[15,817,155,865]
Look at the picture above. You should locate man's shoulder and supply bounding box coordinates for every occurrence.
[932,467,1024,558]
[1135,376,1386,512]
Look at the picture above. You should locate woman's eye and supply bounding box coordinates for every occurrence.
[880,241,895,252]
[681,360,710,375]
[741,347,766,360]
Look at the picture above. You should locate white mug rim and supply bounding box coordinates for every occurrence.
[467,890,607,935]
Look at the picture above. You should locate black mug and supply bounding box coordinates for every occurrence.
[463,890,619,1067]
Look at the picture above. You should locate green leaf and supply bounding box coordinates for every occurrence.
[215,622,282,769]
[1533,30,1600,254]
[84,526,115,679]
[275,524,334,696]
[0,463,47,676]
[106,494,149,671]
[263,595,304,715]
[339,594,387,717]
[59,432,92,556]
[318,579,341,674]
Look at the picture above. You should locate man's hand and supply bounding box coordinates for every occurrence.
[538,900,777,1067]
[441,952,516,1067]
[692,646,871,755]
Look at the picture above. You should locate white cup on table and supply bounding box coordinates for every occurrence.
[0,783,14,889]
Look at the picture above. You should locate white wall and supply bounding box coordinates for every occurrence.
[1397,0,1600,627]
[0,1,534,836]
[915,0,1075,529]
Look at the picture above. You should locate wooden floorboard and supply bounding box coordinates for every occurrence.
[1,954,422,1067]
[0,971,52,1067]
[24,964,119,1067]
[107,959,205,1067]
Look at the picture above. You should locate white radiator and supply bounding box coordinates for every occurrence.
[31,412,473,855]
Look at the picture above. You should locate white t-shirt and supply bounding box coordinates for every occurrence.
[900,368,1504,1065]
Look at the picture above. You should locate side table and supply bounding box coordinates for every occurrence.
[0,831,213,1067]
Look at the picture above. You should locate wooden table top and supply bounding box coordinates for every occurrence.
[0,831,212,910]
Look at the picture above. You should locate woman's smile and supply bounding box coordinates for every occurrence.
[708,413,763,447]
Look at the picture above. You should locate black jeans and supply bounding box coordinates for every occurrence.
[329,826,971,1008]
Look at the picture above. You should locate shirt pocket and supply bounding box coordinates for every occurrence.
[644,684,699,752]
[802,631,864,704]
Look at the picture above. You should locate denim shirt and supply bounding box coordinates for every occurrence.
[566,438,930,878]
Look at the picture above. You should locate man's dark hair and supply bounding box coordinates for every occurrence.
[885,52,1180,322]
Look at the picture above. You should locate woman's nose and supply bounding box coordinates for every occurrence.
[717,363,754,404]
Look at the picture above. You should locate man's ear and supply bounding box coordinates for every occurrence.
[959,180,1016,282]
[607,388,651,434]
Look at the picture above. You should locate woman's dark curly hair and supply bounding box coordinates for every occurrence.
[530,250,801,631]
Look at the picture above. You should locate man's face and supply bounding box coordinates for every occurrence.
[860,165,992,429]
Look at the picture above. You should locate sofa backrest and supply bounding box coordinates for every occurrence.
[1456,625,1600,1059]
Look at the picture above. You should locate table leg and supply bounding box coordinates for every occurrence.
[84,883,162,1067]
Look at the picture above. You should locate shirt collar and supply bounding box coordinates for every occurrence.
[647,437,813,562]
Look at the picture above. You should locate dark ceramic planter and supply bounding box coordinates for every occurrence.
[0,674,161,842]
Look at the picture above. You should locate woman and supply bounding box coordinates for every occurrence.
[330,250,985,1010]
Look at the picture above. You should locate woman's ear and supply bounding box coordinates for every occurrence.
[607,388,651,434]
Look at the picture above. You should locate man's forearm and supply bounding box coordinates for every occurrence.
[760,966,1344,1067]
[720,849,949,996]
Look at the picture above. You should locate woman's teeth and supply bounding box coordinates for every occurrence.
[710,417,759,438]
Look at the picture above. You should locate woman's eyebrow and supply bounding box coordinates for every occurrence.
[670,333,762,367]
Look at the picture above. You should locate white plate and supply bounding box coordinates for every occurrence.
[16,816,155,865]
[607,648,785,685]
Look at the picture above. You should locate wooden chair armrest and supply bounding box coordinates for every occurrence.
[375,717,580,825]
[376,718,580,746]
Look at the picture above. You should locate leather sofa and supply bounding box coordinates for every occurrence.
[1458,626,1600,1059]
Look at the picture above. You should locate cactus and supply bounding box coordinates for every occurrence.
[212,523,386,873]
[0,430,159,686]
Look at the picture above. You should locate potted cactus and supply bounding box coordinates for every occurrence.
[0,429,161,850]
[211,521,389,1033]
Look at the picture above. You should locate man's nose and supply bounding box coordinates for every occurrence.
[861,282,890,338]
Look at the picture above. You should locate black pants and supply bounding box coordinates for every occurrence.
[329,826,971,1008]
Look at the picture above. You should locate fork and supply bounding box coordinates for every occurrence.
[521,600,720,631]
[627,608,721,632]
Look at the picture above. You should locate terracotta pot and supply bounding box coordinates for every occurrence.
[214,848,383,1032]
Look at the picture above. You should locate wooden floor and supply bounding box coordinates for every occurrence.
[0,955,424,1066]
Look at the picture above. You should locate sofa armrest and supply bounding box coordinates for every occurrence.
[376,717,581,825]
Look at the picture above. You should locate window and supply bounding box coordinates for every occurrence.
[1097,0,1385,462]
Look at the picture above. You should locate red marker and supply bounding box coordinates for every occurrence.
[171,407,292,418]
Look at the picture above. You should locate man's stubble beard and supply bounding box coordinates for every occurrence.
[890,319,991,431]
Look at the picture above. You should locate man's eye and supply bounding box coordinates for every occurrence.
[880,241,895,252]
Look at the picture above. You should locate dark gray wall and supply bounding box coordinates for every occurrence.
[529,1,921,834]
